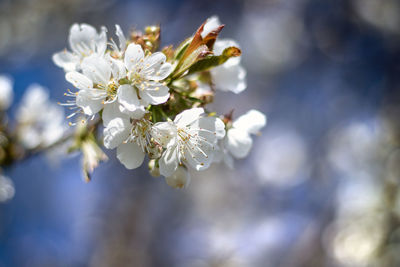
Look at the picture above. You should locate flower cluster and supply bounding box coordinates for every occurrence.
[54,16,266,188]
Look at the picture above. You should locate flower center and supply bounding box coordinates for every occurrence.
[177,128,191,142]
[128,119,159,156]
[106,82,119,101]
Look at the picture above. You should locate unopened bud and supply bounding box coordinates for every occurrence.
[147,143,162,159]
[148,159,160,177]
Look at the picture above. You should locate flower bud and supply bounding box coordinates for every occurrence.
[165,166,191,189]
[148,159,160,177]
[201,16,222,39]
[147,142,162,159]
[81,135,108,182]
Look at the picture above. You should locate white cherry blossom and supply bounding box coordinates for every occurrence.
[0,75,13,110]
[53,23,107,72]
[217,109,266,167]
[16,84,65,149]
[153,108,225,177]
[65,54,146,122]
[123,43,173,106]
[211,39,247,94]
[103,115,157,170]
[202,15,247,94]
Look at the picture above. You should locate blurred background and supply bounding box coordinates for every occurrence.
[1,0,400,266]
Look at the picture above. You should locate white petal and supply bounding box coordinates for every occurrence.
[197,116,226,140]
[225,128,253,159]
[183,144,214,171]
[141,52,173,80]
[81,55,111,86]
[216,118,226,139]
[121,105,146,119]
[159,145,179,177]
[69,23,98,55]
[138,82,170,105]
[41,105,65,147]
[213,142,233,169]
[52,50,79,72]
[165,166,191,189]
[76,90,104,115]
[233,109,267,135]
[66,71,93,90]
[201,15,222,39]
[146,61,173,81]
[190,116,224,144]
[103,117,131,149]
[152,122,176,147]
[116,142,145,169]
[96,26,108,55]
[174,107,204,127]
[20,128,41,149]
[107,55,126,80]
[181,126,216,171]
[102,101,129,126]
[211,64,247,94]
[117,84,141,111]
[20,84,49,108]
[115,24,126,52]
[124,44,144,71]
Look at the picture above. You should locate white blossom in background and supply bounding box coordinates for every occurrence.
[16,84,66,149]
[53,23,107,72]
[0,75,13,110]
[153,108,225,177]
[203,16,247,94]
[216,109,266,168]
[211,39,247,94]
[253,128,308,187]
[323,178,385,267]
[0,174,15,202]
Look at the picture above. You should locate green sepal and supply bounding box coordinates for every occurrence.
[187,46,241,75]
